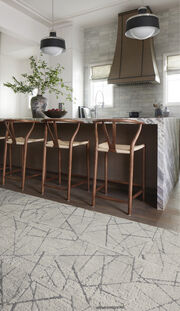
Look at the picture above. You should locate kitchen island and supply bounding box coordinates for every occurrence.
[0,117,179,210]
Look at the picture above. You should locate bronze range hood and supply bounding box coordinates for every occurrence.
[108,8,160,85]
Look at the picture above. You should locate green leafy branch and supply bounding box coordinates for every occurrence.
[4,54,72,102]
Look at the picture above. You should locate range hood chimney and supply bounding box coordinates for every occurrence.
[108,8,160,85]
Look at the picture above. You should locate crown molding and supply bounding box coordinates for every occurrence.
[1,0,129,28]
[0,0,50,26]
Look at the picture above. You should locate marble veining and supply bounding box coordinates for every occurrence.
[0,188,180,310]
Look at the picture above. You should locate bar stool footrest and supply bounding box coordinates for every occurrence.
[44,180,87,192]
[96,194,128,204]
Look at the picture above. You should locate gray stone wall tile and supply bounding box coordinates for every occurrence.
[84,6,180,118]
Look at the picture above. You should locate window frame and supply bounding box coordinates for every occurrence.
[89,63,114,108]
[164,52,180,106]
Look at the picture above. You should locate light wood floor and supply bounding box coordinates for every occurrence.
[1,169,180,232]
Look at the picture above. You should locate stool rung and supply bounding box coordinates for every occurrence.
[26,173,41,179]
[71,180,86,188]
[96,184,105,192]
[133,190,143,199]
[96,194,127,204]
[109,179,142,187]
[46,176,57,182]
[6,170,41,180]
[6,168,21,176]
[6,175,21,181]
[44,180,87,191]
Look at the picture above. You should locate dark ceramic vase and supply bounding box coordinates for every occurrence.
[155,108,163,118]
[31,95,47,118]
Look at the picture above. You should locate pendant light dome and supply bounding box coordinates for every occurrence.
[125,7,160,40]
[40,32,65,56]
[40,0,66,56]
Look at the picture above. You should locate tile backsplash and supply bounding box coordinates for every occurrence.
[84,6,180,118]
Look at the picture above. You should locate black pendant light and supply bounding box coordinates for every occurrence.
[125,7,160,40]
[40,0,66,56]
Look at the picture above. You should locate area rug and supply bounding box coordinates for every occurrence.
[0,188,180,310]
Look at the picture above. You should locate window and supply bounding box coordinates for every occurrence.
[90,64,113,108]
[165,54,180,106]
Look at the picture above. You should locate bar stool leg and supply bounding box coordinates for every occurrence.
[22,142,28,192]
[142,146,146,201]
[2,142,8,186]
[21,145,24,178]
[128,151,134,216]
[67,146,73,201]
[41,145,47,195]
[9,144,12,175]
[92,149,98,207]
[58,149,61,185]
[104,152,108,194]
[86,142,90,191]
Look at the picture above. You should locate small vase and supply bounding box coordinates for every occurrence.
[155,108,163,118]
[31,95,47,118]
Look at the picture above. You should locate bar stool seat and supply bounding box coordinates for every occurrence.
[98,142,145,153]
[7,137,44,145]
[46,139,89,149]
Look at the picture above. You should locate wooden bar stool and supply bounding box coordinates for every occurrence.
[0,138,12,176]
[41,119,90,201]
[2,119,43,191]
[0,121,6,172]
[92,119,145,216]
[0,121,12,175]
[0,136,6,173]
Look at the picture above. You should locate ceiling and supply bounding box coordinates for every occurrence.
[2,0,180,28]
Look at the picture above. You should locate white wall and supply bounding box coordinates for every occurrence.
[0,33,32,118]
[0,56,32,118]
[72,25,84,118]
[0,0,84,119]
[0,0,48,44]
[0,0,48,118]
[49,25,73,117]
[0,25,84,119]
[49,24,84,118]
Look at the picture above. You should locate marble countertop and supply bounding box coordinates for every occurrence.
[0,117,178,125]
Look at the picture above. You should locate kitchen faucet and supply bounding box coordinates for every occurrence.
[93,90,105,118]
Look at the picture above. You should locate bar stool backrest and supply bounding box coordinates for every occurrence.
[94,118,144,152]
[4,119,37,145]
[43,119,84,148]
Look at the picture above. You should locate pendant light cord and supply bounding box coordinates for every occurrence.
[52,0,54,31]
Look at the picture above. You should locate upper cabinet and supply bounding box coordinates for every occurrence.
[108,9,160,85]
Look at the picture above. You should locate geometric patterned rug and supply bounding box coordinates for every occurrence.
[0,188,180,310]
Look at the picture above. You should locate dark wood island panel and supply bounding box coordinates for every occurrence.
[0,120,158,208]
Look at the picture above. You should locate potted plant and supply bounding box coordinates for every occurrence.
[4,54,72,118]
